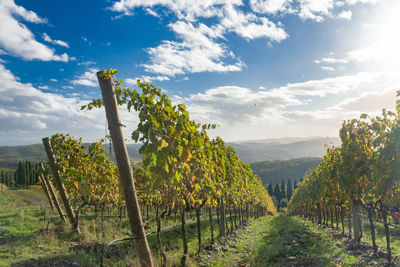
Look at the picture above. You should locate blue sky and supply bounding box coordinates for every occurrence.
[1,0,399,145]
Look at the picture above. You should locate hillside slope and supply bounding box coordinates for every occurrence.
[0,137,338,169]
[229,137,339,163]
[250,157,322,185]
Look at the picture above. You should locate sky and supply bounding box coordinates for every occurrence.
[1,0,400,146]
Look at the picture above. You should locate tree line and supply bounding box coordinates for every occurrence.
[0,160,39,187]
[267,178,298,209]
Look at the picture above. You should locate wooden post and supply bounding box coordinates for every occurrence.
[40,163,65,222]
[44,174,65,222]
[39,174,54,210]
[42,137,79,233]
[97,71,154,267]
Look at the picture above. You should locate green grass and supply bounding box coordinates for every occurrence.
[331,214,400,257]
[208,214,362,267]
[17,187,48,201]
[0,187,248,266]
[4,187,396,267]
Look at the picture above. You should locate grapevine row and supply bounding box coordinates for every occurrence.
[288,91,400,263]
[41,69,275,267]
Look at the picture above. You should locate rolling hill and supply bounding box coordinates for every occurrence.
[0,136,339,169]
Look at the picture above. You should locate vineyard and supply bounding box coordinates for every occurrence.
[0,70,276,267]
[288,92,400,265]
[1,70,400,266]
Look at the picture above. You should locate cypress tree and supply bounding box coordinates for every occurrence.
[294,179,298,190]
[267,183,273,196]
[25,161,30,186]
[274,183,281,202]
[280,180,286,200]
[287,179,293,201]
[16,161,23,184]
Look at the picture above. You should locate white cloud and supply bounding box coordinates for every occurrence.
[250,0,292,14]
[321,66,335,71]
[330,89,396,113]
[38,85,49,90]
[42,33,69,48]
[346,0,377,4]
[169,70,400,141]
[62,85,73,89]
[110,0,380,77]
[110,0,288,77]
[175,85,301,124]
[126,75,170,84]
[145,8,160,17]
[77,60,96,66]
[277,71,394,97]
[50,78,57,82]
[81,36,92,45]
[0,63,96,133]
[221,5,288,41]
[336,10,352,20]
[0,0,70,61]
[4,0,47,23]
[71,68,99,87]
[110,0,243,20]
[316,46,383,64]
[143,21,244,76]
[298,0,334,22]
[0,63,141,145]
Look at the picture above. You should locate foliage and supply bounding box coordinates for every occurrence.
[83,70,276,215]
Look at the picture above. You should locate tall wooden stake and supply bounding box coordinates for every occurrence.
[42,137,79,233]
[40,163,65,222]
[97,71,154,267]
[39,174,54,210]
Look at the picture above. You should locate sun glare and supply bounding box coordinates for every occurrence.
[361,1,400,71]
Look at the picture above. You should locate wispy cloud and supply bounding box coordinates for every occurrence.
[321,66,335,72]
[126,75,170,84]
[42,33,69,48]
[315,47,382,64]
[336,10,352,20]
[71,68,99,87]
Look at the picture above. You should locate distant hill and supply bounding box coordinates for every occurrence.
[228,137,340,163]
[0,144,46,169]
[0,136,339,169]
[250,157,322,186]
[0,143,142,169]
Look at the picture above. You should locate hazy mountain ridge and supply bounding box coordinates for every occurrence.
[228,137,340,163]
[0,136,339,169]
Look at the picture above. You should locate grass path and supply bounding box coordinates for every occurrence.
[207,214,363,267]
[12,190,45,206]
